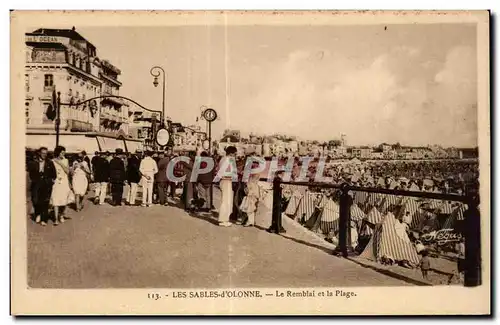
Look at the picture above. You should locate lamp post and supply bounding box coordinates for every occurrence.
[200,106,218,209]
[150,66,166,127]
[55,91,61,147]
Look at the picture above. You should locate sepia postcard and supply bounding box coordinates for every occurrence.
[10,10,490,315]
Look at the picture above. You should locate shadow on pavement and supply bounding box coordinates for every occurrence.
[346,257,432,286]
[188,211,220,226]
[279,233,333,255]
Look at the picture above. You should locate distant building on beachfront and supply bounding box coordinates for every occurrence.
[352,146,372,159]
[379,143,392,152]
[218,134,240,156]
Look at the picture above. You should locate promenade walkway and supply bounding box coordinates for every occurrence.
[27,186,411,288]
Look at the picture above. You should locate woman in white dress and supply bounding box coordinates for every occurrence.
[217,146,238,227]
[71,151,91,212]
[239,172,264,227]
[51,146,73,226]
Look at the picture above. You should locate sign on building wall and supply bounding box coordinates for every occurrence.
[26,35,68,44]
[32,49,66,63]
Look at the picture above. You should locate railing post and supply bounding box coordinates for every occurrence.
[464,194,481,287]
[338,183,351,257]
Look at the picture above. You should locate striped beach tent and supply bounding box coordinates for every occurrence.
[437,201,454,215]
[442,203,468,229]
[295,192,321,222]
[453,203,468,221]
[397,197,420,223]
[378,195,399,214]
[429,199,443,210]
[365,207,384,225]
[362,207,384,236]
[359,212,420,267]
[409,209,428,231]
[284,189,305,216]
[319,198,340,234]
[364,193,384,212]
[353,191,369,207]
[350,203,366,221]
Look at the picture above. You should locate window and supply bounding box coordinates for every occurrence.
[25,74,29,92]
[44,74,53,88]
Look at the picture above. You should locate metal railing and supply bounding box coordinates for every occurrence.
[271,178,481,287]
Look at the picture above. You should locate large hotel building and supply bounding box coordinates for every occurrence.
[25,27,143,153]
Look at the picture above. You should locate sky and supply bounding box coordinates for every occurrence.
[77,23,478,147]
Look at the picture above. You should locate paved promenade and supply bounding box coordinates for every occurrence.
[27,186,411,288]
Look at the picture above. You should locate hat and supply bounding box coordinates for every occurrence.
[115,148,124,154]
[135,149,143,153]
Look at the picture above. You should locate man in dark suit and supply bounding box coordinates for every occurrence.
[109,148,126,206]
[92,152,110,205]
[27,147,57,226]
[194,151,213,212]
[156,151,171,206]
[126,150,142,206]
[267,169,286,234]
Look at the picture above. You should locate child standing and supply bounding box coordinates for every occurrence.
[420,250,431,280]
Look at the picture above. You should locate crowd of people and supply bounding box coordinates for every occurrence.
[26,145,271,228]
[26,146,479,228]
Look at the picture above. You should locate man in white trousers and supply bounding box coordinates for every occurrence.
[139,151,158,207]
[217,146,238,227]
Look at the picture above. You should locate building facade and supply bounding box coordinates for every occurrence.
[25,27,141,153]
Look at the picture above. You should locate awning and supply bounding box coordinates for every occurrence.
[124,140,143,153]
[96,136,126,152]
[26,134,100,153]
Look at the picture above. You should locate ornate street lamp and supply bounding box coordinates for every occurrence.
[149,66,166,126]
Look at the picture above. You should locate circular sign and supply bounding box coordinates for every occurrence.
[203,108,217,122]
[202,140,210,150]
[155,128,170,146]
